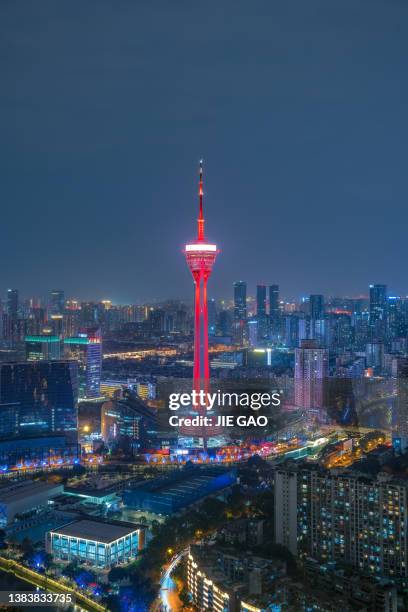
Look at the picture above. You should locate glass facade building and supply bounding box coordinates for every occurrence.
[47,520,145,568]
[63,327,102,398]
[25,335,61,361]
[0,360,78,441]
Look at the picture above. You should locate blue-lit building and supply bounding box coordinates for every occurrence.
[0,434,79,472]
[123,467,236,515]
[0,361,78,471]
[46,519,145,568]
[0,361,78,440]
[64,327,102,399]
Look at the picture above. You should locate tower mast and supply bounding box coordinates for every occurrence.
[197,159,205,241]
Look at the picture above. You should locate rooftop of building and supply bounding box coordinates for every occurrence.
[132,466,236,495]
[50,519,143,543]
[65,473,141,497]
[0,480,62,503]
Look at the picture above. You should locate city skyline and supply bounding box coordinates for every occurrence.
[1,3,407,610]
[1,1,408,301]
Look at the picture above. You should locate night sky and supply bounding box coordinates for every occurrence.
[1,1,407,303]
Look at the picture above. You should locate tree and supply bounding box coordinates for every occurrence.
[108,566,129,583]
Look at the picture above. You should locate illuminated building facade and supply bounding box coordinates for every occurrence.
[294,339,328,419]
[101,396,158,449]
[64,327,102,398]
[187,547,233,611]
[46,519,145,568]
[187,545,286,612]
[25,335,61,361]
[274,464,408,580]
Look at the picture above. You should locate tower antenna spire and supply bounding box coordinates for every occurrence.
[198,159,205,241]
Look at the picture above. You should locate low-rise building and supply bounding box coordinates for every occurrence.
[0,480,63,527]
[46,519,145,568]
[123,467,236,515]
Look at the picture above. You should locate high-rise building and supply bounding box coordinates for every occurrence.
[208,298,217,336]
[148,308,165,336]
[233,281,247,345]
[50,290,65,315]
[0,360,78,440]
[309,294,324,320]
[274,463,408,580]
[294,339,328,419]
[25,334,61,361]
[365,341,384,372]
[218,310,232,337]
[309,294,325,344]
[369,284,387,341]
[256,284,268,342]
[6,289,19,345]
[269,284,280,339]
[64,327,102,399]
[387,296,407,340]
[6,289,18,321]
[101,396,158,449]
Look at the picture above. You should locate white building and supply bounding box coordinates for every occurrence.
[0,480,63,527]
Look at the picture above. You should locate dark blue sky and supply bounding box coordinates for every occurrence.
[1,1,407,303]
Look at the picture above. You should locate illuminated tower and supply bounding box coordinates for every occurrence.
[183,161,221,440]
[185,161,217,388]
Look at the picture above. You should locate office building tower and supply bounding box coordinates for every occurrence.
[269,284,280,339]
[101,396,158,449]
[6,289,18,321]
[25,334,61,361]
[294,340,328,419]
[64,327,102,399]
[26,307,46,336]
[0,360,78,440]
[365,342,384,372]
[50,314,64,337]
[175,308,188,334]
[387,296,407,340]
[326,313,353,351]
[208,298,217,336]
[233,281,247,345]
[6,289,18,344]
[310,294,325,344]
[369,284,387,341]
[248,319,258,347]
[353,311,371,350]
[218,310,232,337]
[309,294,324,320]
[256,284,268,342]
[148,308,165,336]
[274,463,408,580]
[50,290,65,315]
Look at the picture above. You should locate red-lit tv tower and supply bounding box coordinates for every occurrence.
[182,161,222,440]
